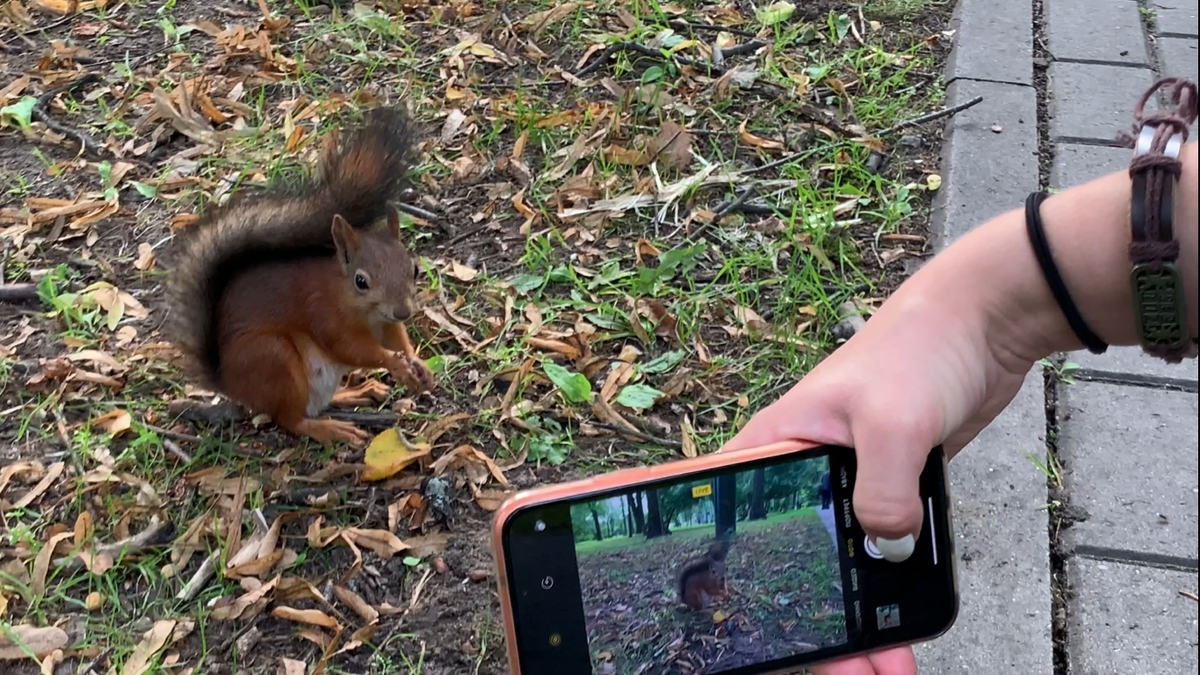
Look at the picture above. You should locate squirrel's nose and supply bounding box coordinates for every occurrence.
[391,306,412,322]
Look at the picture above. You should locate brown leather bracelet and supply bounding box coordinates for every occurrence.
[1121,78,1198,363]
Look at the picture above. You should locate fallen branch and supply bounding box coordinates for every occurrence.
[666,20,761,39]
[393,202,440,223]
[55,518,175,575]
[31,107,106,157]
[0,284,39,303]
[589,421,683,449]
[879,95,984,136]
[687,183,757,242]
[575,40,768,79]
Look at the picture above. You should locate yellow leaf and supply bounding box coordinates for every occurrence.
[362,428,432,482]
[712,609,727,624]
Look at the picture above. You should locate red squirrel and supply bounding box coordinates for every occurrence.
[677,539,730,611]
[166,106,435,446]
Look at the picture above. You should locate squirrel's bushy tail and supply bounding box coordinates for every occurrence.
[166,106,416,387]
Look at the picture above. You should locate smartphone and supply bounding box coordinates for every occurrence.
[492,441,959,675]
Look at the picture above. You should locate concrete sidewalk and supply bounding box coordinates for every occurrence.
[915,0,1199,672]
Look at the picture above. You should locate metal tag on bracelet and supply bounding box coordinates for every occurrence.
[1130,262,1191,352]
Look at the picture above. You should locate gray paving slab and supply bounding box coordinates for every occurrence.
[1050,143,1131,189]
[931,79,1038,246]
[1153,0,1200,37]
[1046,0,1151,65]
[1069,346,1200,382]
[1048,62,1156,141]
[1058,381,1199,560]
[1067,557,1199,675]
[944,0,1032,84]
[913,368,1053,674]
[1158,36,1200,83]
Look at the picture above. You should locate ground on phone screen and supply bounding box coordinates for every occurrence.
[570,457,848,675]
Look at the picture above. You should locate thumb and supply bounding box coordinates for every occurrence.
[849,416,936,563]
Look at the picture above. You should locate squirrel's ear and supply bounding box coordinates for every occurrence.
[385,203,401,240]
[331,215,360,266]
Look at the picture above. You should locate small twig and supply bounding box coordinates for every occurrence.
[77,646,115,675]
[144,423,203,445]
[0,239,9,281]
[587,421,683,449]
[712,183,757,220]
[162,438,193,464]
[0,283,39,303]
[20,14,75,35]
[879,95,984,136]
[393,202,440,222]
[1180,589,1199,602]
[688,183,758,243]
[36,73,100,108]
[441,222,489,248]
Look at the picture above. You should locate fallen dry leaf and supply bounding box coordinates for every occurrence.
[333,585,379,623]
[680,415,698,458]
[272,606,339,629]
[32,531,72,597]
[279,657,306,675]
[0,625,68,661]
[92,409,132,437]
[8,461,64,511]
[133,242,156,271]
[738,120,785,152]
[448,260,478,282]
[650,122,693,171]
[123,619,176,675]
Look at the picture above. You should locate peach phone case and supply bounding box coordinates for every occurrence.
[490,440,961,675]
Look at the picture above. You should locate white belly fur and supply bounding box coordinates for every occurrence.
[302,347,349,417]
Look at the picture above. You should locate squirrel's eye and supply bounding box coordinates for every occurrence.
[354,272,369,291]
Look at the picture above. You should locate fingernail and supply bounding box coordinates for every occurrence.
[875,535,915,563]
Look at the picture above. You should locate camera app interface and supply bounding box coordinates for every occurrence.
[569,454,849,674]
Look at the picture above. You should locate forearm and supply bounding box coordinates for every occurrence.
[906,141,1197,365]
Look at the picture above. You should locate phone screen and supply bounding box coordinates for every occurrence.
[501,446,957,675]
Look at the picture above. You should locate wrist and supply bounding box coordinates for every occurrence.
[927,141,1198,366]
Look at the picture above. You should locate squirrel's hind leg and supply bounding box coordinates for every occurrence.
[219,332,369,446]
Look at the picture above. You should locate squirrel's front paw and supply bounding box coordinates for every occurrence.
[391,355,435,394]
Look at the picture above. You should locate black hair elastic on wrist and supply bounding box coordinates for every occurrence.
[1025,191,1109,354]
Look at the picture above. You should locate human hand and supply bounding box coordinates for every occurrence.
[721,244,1039,674]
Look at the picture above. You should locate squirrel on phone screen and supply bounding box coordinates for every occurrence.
[677,539,731,611]
[166,106,435,447]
